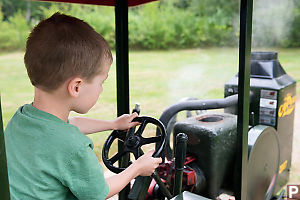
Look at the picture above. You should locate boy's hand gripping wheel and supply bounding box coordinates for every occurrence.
[102,116,166,174]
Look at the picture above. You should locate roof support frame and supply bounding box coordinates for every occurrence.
[236,0,253,199]
[115,0,131,199]
[0,96,10,200]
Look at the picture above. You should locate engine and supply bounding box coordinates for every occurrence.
[147,52,296,199]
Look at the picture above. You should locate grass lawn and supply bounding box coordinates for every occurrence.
[1,48,299,174]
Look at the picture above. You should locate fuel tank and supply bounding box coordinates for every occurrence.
[173,112,237,199]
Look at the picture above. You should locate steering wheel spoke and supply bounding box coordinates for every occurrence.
[108,151,126,164]
[132,148,142,160]
[135,119,148,136]
[115,130,126,142]
[141,136,161,145]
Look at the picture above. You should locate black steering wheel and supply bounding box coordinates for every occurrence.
[102,116,166,174]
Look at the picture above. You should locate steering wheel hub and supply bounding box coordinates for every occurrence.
[126,135,140,148]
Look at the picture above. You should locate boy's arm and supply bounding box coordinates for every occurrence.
[69,113,139,134]
[105,150,162,199]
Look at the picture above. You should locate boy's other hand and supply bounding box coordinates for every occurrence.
[112,112,140,131]
[134,150,162,176]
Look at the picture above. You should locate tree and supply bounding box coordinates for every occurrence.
[0,0,52,21]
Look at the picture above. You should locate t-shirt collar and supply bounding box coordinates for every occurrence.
[22,103,69,124]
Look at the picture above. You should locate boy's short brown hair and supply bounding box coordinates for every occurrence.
[24,13,112,91]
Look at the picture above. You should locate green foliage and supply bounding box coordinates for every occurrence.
[0,0,27,20]
[0,0,240,50]
[0,0,51,20]
[283,0,300,47]
[0,0,300,50]
[251,0,295,47]
[129,3,176,49]
[0,10,30,50]
[69,6,115,47]
[38,4,116,48]
[38,3,70,18]
[129,1,237,49]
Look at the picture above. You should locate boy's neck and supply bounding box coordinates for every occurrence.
[32,87,70,122]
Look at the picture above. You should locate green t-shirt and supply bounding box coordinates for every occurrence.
[4,104,109,200]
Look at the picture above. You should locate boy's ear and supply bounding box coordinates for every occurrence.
[67,77,83,98]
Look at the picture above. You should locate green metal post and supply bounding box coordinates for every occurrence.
[0,96,10,199]
[115,0,130,199]
[236,0,253,199]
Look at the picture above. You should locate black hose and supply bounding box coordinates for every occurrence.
[157,94,239,160]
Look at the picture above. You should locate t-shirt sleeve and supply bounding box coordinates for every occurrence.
[62,145,109,200]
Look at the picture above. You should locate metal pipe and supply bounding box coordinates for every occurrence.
[159,94,239,129]
[128,150,172,200]
[151,172,173,199]
[173,133,188,196]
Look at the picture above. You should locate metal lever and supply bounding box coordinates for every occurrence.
[173,133,188,196]
[152,172,173,199]
[132,102,140,115]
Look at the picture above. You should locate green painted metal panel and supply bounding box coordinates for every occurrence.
[225,52,297,194]
[173,113,237,199]
[0,96,10,199]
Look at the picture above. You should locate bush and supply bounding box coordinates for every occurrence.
[282,0,300,47]
[129,3,176,49]
[14,2,239,50]
[0,10,30,50]
[72,6,115,48]
[128,2,235,49]
[39,4,116,48]
[1,0,300,50]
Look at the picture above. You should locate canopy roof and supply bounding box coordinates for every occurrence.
[37,0,157,6]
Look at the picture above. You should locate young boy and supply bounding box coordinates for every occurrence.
[4,13,162,200]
